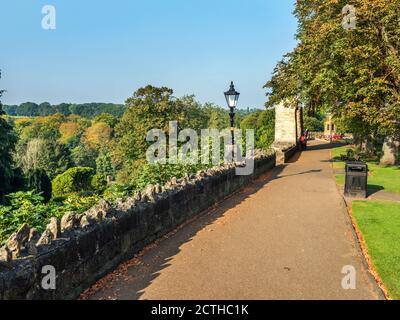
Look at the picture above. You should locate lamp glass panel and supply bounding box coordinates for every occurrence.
[230,95,237,107]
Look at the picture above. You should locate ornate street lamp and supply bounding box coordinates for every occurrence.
[224,81,240,160]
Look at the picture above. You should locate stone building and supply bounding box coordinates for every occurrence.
[273,101,303,146]
[272,100,303,164]
[324,115,337,137]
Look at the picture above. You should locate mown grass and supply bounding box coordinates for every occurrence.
[352,200,400,299]
[331,146,400,194]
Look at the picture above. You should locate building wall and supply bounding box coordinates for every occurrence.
[324,116,337,136]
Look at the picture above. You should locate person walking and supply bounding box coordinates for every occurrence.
[300,134,307,150]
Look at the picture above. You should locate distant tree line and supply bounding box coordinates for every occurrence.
[3,102,126,118]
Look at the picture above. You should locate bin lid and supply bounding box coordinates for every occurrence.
[346,161,368,166]
[345,161,368,172]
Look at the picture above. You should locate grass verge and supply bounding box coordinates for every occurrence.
[352,200,400,300]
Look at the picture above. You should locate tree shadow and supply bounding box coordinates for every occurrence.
[367,185,385,197]
[88,165,286,300]
[274,169,322,180]
[306,142,346,151]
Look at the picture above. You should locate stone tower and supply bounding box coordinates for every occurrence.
[273,101,303,146]
[272,100,303,164]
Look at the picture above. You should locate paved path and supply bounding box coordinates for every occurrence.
[87,141,383,300]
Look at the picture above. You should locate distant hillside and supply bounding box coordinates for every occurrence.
[3,102,125,118]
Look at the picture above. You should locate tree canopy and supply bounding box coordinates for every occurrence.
[265,0,400,139]
[3,102,125,118]
[0,72,18,200]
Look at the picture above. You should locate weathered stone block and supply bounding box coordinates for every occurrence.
[76,230,97,260]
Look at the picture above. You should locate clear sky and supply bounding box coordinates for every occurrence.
[0,0,297,109]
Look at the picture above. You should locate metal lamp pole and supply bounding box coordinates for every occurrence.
[224,81,240,162]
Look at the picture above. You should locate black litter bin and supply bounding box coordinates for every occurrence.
[344,161,368,198]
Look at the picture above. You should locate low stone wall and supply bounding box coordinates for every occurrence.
[272,144,299,164]
[0,151,279,300]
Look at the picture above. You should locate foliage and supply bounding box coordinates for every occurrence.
[96,151,114,182]
[52,167,95,197]
[26,169,52,202]
[0,191,100,245]
[131,162,211,191]
[15,138,73,180]
[1,84,273,245]
[94,113,118,127]
[114,86,214,167]
[71,144,98,168]
[303,115,324,132]
[3,102,125,118]
[0,71,18,201]
[241,109,275,149]
[59,121,81,143]
[83,122,112,149]
[265,0,400,139]
[0,191,48,243]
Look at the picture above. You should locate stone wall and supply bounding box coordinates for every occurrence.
[0,150,283,300]
[273,144,299,165]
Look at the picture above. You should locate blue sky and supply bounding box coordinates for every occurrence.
[0,0,297,109]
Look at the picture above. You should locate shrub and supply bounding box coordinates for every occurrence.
[131,162,210,191]
[0,191,100,244]
[0,191,48,244]
[52,167,95,197]
[91,173,107,192]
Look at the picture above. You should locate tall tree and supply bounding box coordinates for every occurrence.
[0,71,17,200]
[114,86,207,165]
[265,0,400,161]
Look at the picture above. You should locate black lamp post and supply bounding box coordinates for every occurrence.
[224,81,240,160]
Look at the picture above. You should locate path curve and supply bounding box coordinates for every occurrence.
[86,141,383,300]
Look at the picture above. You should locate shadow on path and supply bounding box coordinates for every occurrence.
[87,165,286,300]
[306,142,346,151]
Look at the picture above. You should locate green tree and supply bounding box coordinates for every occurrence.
[52,167,95,197]
[265,0,400,159]
[175,95,209,131]
[96,151,114,182]
[94,113,118,127]
[71,143,98,168]
[18,102,39,116]
[16,138,73,180]
[0,72,18,201]
[303,115,324,132]
[114,86,194,164]
[26,169,52,203]
[202,103,231,130]
[241,109,275,149]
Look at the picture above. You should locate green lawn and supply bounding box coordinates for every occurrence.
[332,146,400,194]
[352,200,400,299]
